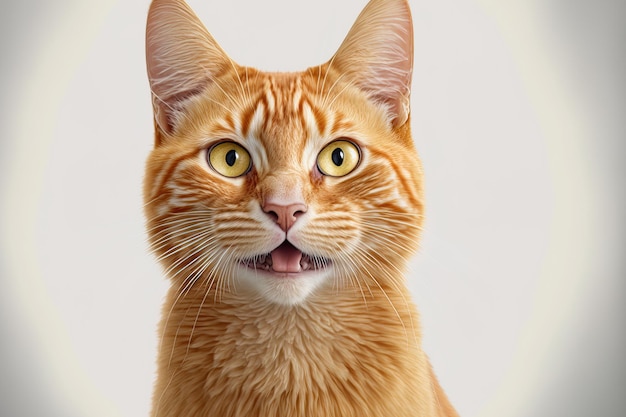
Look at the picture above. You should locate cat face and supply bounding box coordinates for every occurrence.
[144,0,423,305]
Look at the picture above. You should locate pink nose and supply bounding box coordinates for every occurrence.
[263,202,307,231]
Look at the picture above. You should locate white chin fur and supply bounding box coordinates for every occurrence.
[237,267,331,305]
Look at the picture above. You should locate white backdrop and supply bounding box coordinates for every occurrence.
[1,1,624,416]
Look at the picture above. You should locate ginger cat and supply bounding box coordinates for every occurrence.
[144,0,458,415]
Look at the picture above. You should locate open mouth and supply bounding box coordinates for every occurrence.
[240,241,331,274]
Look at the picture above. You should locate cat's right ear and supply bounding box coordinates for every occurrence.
[146,0,230,141]
[329,0,413,128]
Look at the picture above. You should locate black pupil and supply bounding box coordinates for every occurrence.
[225,149,238,166]
[331,148,344,166]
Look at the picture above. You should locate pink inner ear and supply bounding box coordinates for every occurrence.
[329,0,414,126]
[145,0,231,134]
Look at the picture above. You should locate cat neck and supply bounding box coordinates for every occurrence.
[152,277,432,417]
[159,279,422,362]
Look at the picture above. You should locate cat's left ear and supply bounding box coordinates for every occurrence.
[330,0,413,127]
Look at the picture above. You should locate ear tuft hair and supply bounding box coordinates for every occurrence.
[146,0,231,135]
[330,0,414,127]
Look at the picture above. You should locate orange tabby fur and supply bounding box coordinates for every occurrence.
[144,0,458,416]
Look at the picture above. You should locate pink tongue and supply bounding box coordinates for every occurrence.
[270,242,302,273]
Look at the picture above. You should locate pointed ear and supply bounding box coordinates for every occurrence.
[330,0,414,127]
[146,0,231,136]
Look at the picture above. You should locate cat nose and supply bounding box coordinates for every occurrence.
[263,202,308,231]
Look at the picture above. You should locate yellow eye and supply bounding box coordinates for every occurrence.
[208,142,251,178]
[317,140,361,177]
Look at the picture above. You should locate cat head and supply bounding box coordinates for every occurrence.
[144,0,424,305]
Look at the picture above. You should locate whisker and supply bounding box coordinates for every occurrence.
[149,222,214,252]
[326,77,355,109]
[320,55,337,103]
[334,249,371,309]
[184,245,236,360]
[348,247,410,345]
[357,243,419,348]
[157,235,218,279]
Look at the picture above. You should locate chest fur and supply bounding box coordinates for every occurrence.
[153,291,434,417]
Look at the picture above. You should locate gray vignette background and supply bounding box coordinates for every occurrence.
[1,0,624,416]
